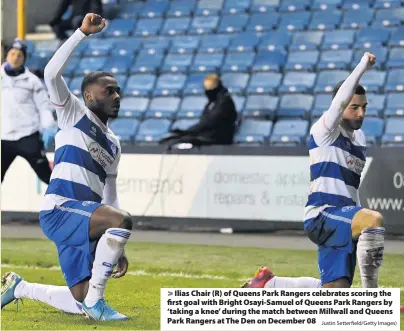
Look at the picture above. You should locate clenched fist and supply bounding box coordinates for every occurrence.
[364,52,376,68]
[80,13,106,36]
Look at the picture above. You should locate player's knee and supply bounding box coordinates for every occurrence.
[119,211,133,231]
[366,211,384,229]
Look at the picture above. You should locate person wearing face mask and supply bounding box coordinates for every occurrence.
[1,39,56,184]
[160,74,237,149]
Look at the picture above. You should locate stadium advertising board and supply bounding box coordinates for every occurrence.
[1,152,403,232]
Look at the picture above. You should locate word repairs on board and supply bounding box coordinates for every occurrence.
[160,288,401,331]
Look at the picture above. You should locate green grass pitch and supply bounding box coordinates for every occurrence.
[1,239,403,330]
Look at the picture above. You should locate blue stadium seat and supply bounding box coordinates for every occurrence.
[247,72,282,94]
[63,58,80,77]
[153,74,187,97]
[190,53,224,72]
[250,0,280,13]
[285,51,319,71]
[373,8,404,27]
[83,38,114,57]
[139,1,169,18]
[109,118,139,144]
[374,0,403,9]
[315,70,349,93]
[270,119,309,146]
[177,96,207,118]
[223,0,250,14]
[381,118,404,146]
[142,37,171,52]
[258,31,292,51]
[221,73,250,93]
[322,30,356,50]
[132,49,164,74]
[352,47,388,70]
[221,53,255,72]
[195,0,223,16]
[228,32,261,52]
[76,57,108,75]
[340,8,373,29]
[360,70,386,93]
[385,69,404,92]
[234,119,273,145]
[161,18,191,36]
[134,18,163,37]
[354,28,390,48]
[25,56,48,73]
[104,19,136,37]
[135,119,171,143]
[361,117,384,145]
[342,0,373,10]
[366,94,386,117]
[167,0,196,17]
[243,95,278,119]
[171,118,200,131]
[290,31,324,51]
[233,95,246,115]
[124,74,156,97]
[217,14,249,33]
[145,97,181,119]
[388,27,404,47]
[277,94,314,118]
[312,0,342,11]
[114,75,127,91]
[279,12,311,30]
[70,41,87,58]
[312,93,332,118]
[183,73,206,95]
[189,16,220,34]
[119,2,144,19]
[199,34,232,53]
[169,35,200,54]
[309,10,342,30]
[68,77,83,96]
[246,13,280,32]
[385,93,404,117]
[162,53,193,73]
[252,50,287,72]
[279,0,311,12]
[387,48,404,69]
[32,50,54,61]
[279,72,317,93]
[119,97,150,119]
[35,40,60,53]
[110,38,142,56]
[317,49,353,70]
[104,56,134,75]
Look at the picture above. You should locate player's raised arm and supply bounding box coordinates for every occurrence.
[323,52,376,132]
[43,14,106,108]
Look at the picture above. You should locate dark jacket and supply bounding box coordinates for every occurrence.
[50,0,103,24]
[186,88,237,144]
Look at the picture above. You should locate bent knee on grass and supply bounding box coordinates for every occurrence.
[90,206,133,240]
[351,209,384,238]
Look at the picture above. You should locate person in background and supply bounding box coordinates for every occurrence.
[161,74,237,149]
[49,0,103,41]
[1,39,56,184]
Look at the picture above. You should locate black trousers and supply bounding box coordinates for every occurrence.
[1,132,52,184]
[51,15,83,40]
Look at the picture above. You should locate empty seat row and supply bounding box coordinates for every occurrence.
[107,116,404,147]
[64,70,404,98]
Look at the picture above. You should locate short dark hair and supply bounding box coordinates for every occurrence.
[332,80,366,99]
[81,71,115,96]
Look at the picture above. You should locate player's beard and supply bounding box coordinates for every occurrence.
[342,118,363,131]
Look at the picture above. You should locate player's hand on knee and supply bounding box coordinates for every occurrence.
[112,253,129,279]
[364,52,376,68]
[80,13,106,36]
